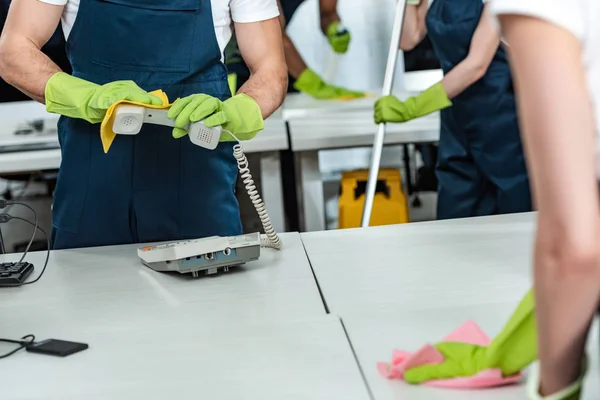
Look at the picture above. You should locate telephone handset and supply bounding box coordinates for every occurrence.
[112,105,282,250]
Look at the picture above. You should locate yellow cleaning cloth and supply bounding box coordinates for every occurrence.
[100,89,173,153]
[337,93,375,101]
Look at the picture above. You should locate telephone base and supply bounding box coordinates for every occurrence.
[138,233,261,276]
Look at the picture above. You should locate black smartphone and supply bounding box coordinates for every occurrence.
[26,339,88,357]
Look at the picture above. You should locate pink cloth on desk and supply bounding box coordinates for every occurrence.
[377,320,523,389]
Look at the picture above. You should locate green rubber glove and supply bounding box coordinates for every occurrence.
[526,358,587,400]
[228,73,237,97]
[294,68,365,100]
[167,93,264,141]
[404,288,537,384]
[45,72,162,124]
[373,82,451,124]
[326,21,351,54]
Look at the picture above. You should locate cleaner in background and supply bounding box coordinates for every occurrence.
[373,0,532,220]
[226,0,364,99]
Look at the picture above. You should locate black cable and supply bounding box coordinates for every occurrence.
[0,335,35,359]
[0,214,50,287]
[7,202,40,263]
[0,222,5,255]
[8,216,50,286]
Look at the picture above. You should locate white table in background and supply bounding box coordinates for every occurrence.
[342,306,599,400]
[0,102,289,232]
[300,213,535,315]
[0,233,324,324]
[282,92,440,232]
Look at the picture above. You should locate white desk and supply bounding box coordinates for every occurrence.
[0,233,324,323]
[0,314,371,400]
[0,102,289,232]
[301,213,535,315]
[282,92,440,232]
[0,233,374,399]
[343,306,600,400]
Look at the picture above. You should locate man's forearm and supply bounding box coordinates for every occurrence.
[0,36,61,103]
[238,60,287,119]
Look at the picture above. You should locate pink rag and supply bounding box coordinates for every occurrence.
[376,320,523,389]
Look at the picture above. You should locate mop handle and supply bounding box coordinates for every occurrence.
[361,0,407,227]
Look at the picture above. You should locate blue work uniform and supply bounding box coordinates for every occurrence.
[426,0,532,219]
[51,0,241,249]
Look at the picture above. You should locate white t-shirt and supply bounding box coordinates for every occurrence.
[490,0,600,175]
[37,0,279,61]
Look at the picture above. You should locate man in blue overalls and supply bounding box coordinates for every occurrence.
[0,0,287,249]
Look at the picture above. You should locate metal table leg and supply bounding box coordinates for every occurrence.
[296,150,326,232]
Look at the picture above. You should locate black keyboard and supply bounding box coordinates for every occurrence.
[0,262,34,286]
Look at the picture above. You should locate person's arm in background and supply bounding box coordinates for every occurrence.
[273,0,364,99]
[235,16,288,118]
[0,0,63,102]
[275,0,306,79]
[318,0,339,34]
[318,0,350,54]
[399,0,429,51]
[374,5,499,124]
[499,15,600,397]
[439,5,498,99]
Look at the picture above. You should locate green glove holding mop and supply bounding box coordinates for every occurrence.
[45,72,162,123]
[374,82,451,124]
[404,288,537,384]
[294,68,365,100]
[167,93,264,142]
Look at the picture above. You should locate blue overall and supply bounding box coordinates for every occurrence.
[426,0,532,219]
[52,0,241,249]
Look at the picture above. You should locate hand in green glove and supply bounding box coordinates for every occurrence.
[167,93,264,141]
[373,82,452,124]
[404,288,537,384]
[294,68,365,100]
[45,72,162,124]
[326,21,351,54]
